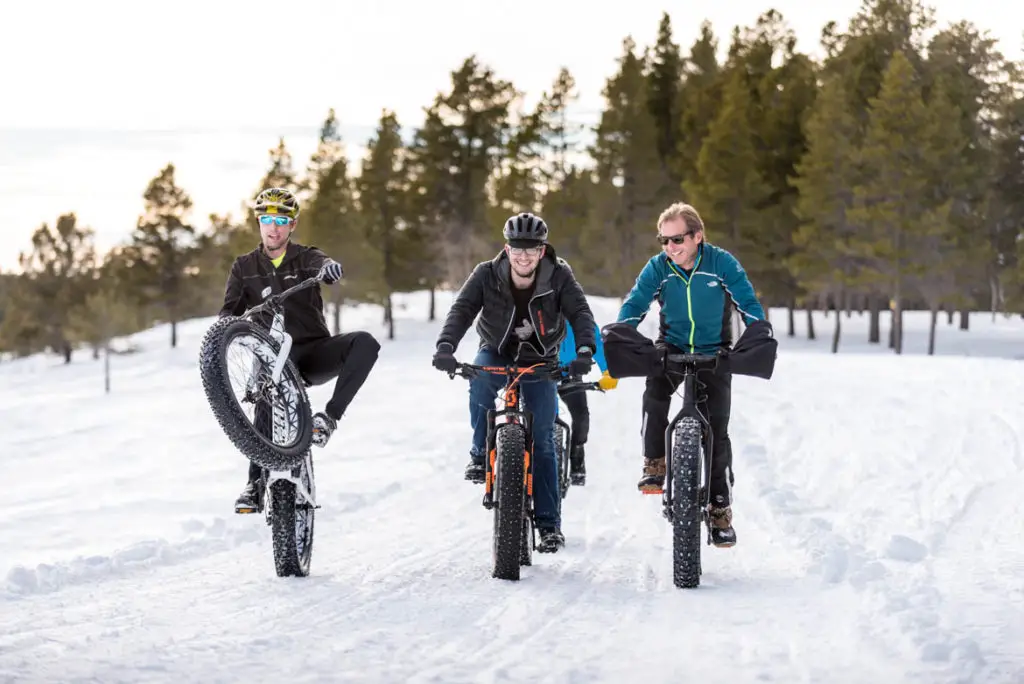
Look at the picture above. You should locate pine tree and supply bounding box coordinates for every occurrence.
[684,67,771,278]
[128,163,197,348]
[645,12,683,184]
[790,76,862,350]
[677,21,722,186]
[358,109,408,340]
[848,50,936,354]
[587,37,670,296]
[0,214,97,361]
[257,137,299,195]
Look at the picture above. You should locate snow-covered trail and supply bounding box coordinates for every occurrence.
[2,296,1022,683]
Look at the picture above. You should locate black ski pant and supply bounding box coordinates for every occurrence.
[558,387,590,447]
[641,344,734,507]
[248,331,380,481]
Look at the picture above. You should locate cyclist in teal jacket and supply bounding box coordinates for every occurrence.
[616,202,767,548]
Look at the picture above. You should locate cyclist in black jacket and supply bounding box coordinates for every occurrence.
[221,188,380,513]
[431,212,597,553]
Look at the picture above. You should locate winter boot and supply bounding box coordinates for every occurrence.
[464,454,485,484]
[312,412,337,448]
[536,527,565,553]
[708,505,737,548]
[637,458,666,494]
[569,444,586,486]
[234,478,264,514]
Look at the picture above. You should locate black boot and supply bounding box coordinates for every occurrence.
[464,455,485,484]
[536,526,565,553]
[234,478,264,514]
[569,444,586,486]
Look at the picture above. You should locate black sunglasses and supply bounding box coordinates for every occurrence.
[657,232,693,246]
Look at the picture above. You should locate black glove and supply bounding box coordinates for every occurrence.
[319,260,344,284]
[432,342,458,373]
[568,348,593,377]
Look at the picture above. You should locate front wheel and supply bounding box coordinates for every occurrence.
[198,316,313,470]
[492,424,527,581]
[269,454,316,577]
[670,417,703,589]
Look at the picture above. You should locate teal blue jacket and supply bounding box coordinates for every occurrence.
[616,243,765,354]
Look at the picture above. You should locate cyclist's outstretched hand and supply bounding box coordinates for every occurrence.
[432,342,458,373]
[319,260,344,284]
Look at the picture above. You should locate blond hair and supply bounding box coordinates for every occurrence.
[657,202,705,235]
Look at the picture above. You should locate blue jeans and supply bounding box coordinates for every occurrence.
[468,348,560,529]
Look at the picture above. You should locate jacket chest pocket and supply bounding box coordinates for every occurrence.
[244,276,274,303]
[698,278,725,313]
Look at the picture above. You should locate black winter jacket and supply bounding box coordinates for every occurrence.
[219,242,334,346]
[436,247,597,362]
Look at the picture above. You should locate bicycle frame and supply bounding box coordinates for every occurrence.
[450,361,566,509]
[236,274,324,510]
[237,276,320,384]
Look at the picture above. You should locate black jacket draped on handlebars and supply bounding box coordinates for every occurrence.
[436,246,597,364]
[219,242,334,346]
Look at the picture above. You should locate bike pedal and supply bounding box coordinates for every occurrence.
[639,486,664,495]
[235,506,259,514]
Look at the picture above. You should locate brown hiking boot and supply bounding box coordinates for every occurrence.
[707,505,737,547]
[637,458,666,494]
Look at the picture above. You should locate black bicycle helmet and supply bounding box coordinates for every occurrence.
[503,212,549,245]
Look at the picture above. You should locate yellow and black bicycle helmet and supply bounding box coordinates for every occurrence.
[253,187,300,219]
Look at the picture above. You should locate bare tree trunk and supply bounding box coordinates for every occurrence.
[892,283,904,354]
[806,307,816,341]
[787,301,796,337]
[991,276,1000,321]
[959,308,969,331]
[386,292,395,341]
[429,288,436,322]
[171,320,178,349]
[63,343,72,364]
[869,296,881,343]
[947,307,954,325]
[104,344,111,394]
[333,299,343,335]
[928,307,938,355]
[831,295,842,354]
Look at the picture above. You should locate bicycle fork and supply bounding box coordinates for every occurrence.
[662,370,715,543]
[482,408,535,515]
[264,450,319,514]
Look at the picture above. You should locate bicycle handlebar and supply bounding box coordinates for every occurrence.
[663,350,724,375]
[449,360,569,382]
[557,378,604,395]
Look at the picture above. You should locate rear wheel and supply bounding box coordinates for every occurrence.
[492,424,527,581]
[554,422,570,499]
[671,417,703,589]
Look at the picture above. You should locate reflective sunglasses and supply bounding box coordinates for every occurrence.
[259,214,294,226]
[657,231,693,246]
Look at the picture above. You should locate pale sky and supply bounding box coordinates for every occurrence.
[2,0,1020,271]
